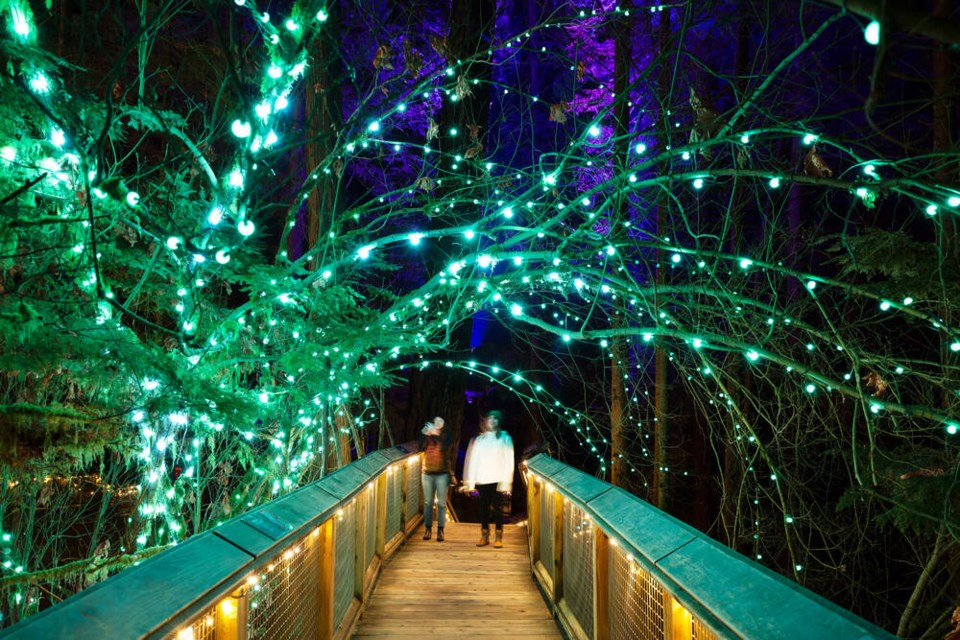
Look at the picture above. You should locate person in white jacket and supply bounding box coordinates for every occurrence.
[462,410,515,548]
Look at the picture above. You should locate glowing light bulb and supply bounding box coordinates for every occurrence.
[11,7,30,38]
[864,20,880,45]
[231,120,252,138]
[29,72,50,94]
[238,220,255,236]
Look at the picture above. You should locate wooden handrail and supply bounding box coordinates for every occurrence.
[523,454,898,640]
[0,443,424,640]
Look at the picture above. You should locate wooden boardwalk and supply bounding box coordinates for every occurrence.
[352,521,563,639]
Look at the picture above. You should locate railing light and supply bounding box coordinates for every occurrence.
[176,628,195,640]
[219,597,238,619]
[246,575,259,586]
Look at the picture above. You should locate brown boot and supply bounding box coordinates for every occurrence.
[423,526,431,540]
[476,528,490,546]
[493,528,503,548]
[436,527,444,542]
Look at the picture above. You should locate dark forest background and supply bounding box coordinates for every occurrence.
[1,0,960,637]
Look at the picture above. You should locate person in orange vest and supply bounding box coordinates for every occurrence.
[462,410,515,548]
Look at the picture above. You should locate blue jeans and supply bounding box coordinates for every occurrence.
[421,472,450,528]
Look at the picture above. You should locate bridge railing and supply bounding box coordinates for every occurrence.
[0,443,424,640]
[524,454,897,640]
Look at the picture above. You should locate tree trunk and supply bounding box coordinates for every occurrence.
[407,0,495,460]
[300,3,343,270]
[609,0,632,488]
[651,5,672,511]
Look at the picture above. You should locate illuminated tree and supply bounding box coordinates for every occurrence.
[1,1,960,637]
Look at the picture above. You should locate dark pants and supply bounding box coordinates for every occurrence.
[477,483,503,530]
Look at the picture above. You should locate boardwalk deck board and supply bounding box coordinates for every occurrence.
[352,522,563,639]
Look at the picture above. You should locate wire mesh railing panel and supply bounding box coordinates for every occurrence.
[538,487,554,579]
[609,545,664,640]
[404,458,422,522]
[363,486,377,571]
[562,502,595,638]
[693,616,720,640]
[386,467,402,540]
[166,604,217,640]
[333,500,357,629]
[245,530,321,640]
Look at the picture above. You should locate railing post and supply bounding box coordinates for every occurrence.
[400,459,409,534]
[528,476,541,568]
[375,473,388,559]
[355,488,367,606]
[594,529,610,640]
[213,591,245,640]
[663,591,693,640]
[315,519,335,640]
[552,490,564,607]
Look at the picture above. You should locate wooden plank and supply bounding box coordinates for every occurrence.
[352,522,562,639]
